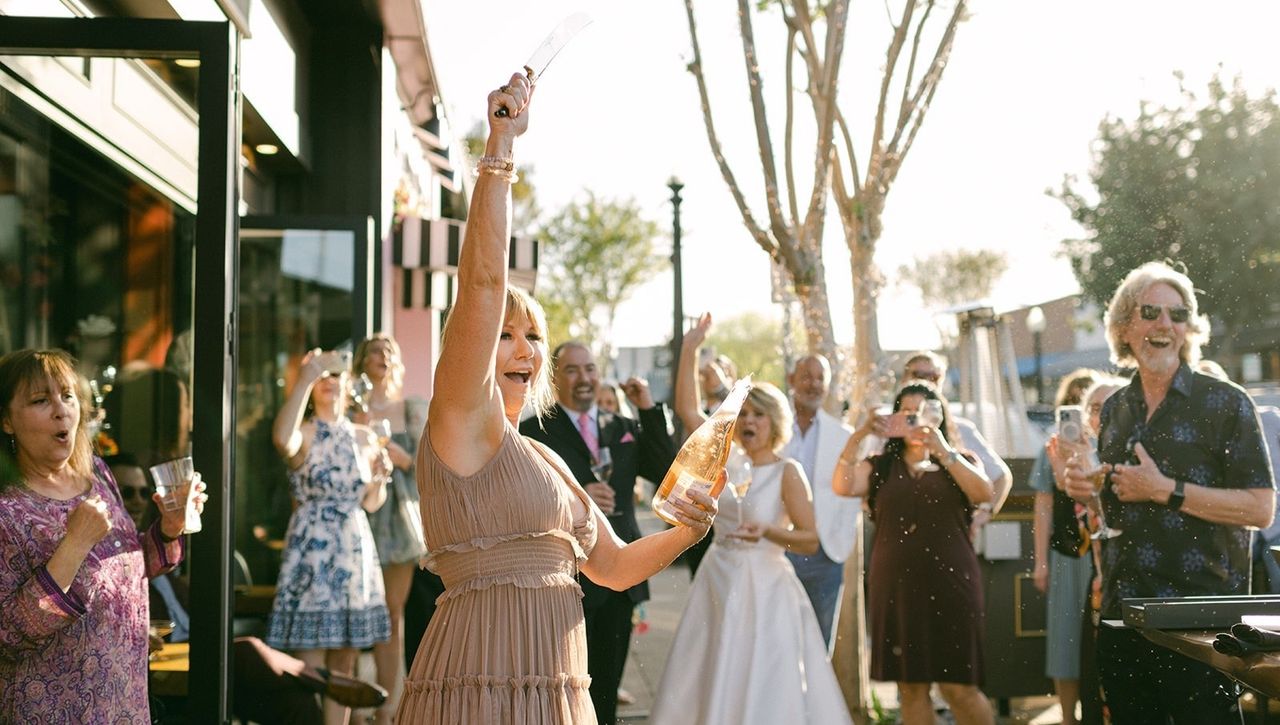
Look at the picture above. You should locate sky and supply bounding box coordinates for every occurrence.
[422,0,1280,352]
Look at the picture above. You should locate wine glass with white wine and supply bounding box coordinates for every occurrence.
[350,373,374,415]
[591,447,614,484]
[914,399,946,472]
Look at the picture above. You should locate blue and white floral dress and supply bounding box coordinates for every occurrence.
[267,417,390,650]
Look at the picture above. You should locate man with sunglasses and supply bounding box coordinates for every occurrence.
[1064,262,1275,724]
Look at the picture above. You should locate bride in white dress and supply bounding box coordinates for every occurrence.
[654,350,852,723]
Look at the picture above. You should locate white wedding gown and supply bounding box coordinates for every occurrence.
[651,459,853,725]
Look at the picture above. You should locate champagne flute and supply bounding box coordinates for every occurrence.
[373,418,392,449]
[914,399,945,472]
[368,418,394,485]
[350,373,374,415]
[591,447,614,484]
[1087,448,1123,540]
[88,378,106,434]
[729,458,753,499]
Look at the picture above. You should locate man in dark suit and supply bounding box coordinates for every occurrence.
[520,341,676,725]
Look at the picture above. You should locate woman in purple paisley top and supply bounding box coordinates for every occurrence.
[0,349,206,723]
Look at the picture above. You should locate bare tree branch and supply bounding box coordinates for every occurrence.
[681,0,778,258]
[834,107,862,200]
[870,0,917,155]
[735,0,794,250]
[799,0,849,249]
[886,0,965,166]
[784,28,800,223]
[897,0,936,122]
[791,1,824,89]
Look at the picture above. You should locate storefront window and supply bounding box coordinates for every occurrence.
[0,84,195,468]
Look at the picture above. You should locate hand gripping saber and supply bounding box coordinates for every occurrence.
[494,12,593,118]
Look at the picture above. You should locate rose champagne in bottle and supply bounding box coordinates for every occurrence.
[651,376,753,526]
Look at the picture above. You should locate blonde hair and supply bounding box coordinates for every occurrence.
[443,286,555,419]
[506,287,555,418]
[743,382,793,452]
[0,349,95,492]
[1054,368,1099,407]
[354,333,404,399]
[1104,262,1210,368]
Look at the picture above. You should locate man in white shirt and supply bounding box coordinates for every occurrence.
[782,354,860,649]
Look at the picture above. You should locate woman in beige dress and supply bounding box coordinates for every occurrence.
[395,72,717,725]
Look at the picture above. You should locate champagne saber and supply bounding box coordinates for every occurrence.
[494,12,593,118]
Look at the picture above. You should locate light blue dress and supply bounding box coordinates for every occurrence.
[267,417,390,649]
[1029,450,1092,679]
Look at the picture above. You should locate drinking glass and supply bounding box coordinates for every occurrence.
[914,400,945,472]
[728,456,753,499]
[350,373,373,414]
[591,447,613,483]
[150,457,202,534]
[372,418,392,449]
[1089,455,1123,540]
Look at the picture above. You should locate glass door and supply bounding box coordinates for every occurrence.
[0,16,238,721]
[234,215,372,587]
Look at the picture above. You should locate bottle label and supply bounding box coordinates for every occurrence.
[658,470,712,521]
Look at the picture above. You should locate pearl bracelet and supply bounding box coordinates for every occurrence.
[476,155,518,183]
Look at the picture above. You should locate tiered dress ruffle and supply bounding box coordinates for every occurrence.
[397,421,598,724]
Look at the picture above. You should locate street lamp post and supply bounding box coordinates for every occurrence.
[1026,305,1046,405]
[669,177,684,407]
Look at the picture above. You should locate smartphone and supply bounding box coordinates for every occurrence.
[883,411,916,439]
[1057,405,1100,467]
[1056,405,1087,444]
[324,350,352,376]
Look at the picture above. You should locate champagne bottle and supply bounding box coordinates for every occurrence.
[651,376,753,526]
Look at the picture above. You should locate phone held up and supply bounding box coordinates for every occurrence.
[1056,405,1100,468]
[1056,405,1087,444]
[322,350,352,377]
[883,411,917,439]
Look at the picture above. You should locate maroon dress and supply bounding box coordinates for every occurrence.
[867,456,985,685]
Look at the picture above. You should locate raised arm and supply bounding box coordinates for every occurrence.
[274,350,334,469]
[674,312,712,434]
[427,74,533,475]
[832,435,872,498]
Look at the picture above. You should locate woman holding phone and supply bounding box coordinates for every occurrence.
[833,382,995,725]
[268,348,393,725]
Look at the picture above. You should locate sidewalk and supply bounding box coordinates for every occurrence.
[616,509,1061,724]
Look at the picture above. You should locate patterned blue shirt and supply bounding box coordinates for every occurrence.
[1096,364,1275,617]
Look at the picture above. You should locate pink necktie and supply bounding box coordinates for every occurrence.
[578,411,600,462]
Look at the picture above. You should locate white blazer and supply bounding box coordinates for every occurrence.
[807,409,859,563]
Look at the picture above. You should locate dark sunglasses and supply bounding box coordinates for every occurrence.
[908,369,940,382]
[1139,304,1190,323]
[120,486,150,501]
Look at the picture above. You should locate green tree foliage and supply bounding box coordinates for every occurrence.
[703,311,807,388]
[536,193,664,367]
[1054,74,1280,348]
[897,249,1008,308]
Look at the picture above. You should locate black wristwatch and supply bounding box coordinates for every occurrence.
[1167,479,1186,511]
